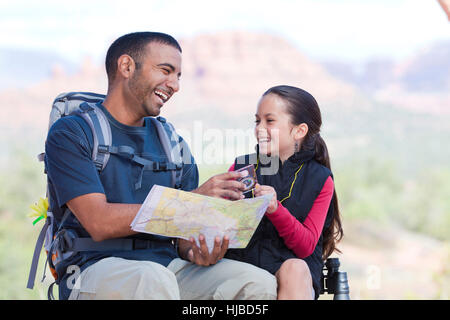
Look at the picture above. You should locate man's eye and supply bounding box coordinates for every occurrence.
[255,119,260,124]
[162,68,170,74]
[266,119,274,123]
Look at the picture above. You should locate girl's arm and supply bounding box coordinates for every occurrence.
[266,176,334,258]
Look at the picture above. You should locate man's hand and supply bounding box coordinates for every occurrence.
[192,171,248,200]
[254,184,278,214]
[178,235,229,266]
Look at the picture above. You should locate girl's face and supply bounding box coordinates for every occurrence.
[255,93,304,162]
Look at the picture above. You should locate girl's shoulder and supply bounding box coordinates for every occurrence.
[306,159,333,180]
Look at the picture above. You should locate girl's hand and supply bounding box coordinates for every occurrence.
[254,184,278,214]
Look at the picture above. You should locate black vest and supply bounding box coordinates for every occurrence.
[225,149,334,299]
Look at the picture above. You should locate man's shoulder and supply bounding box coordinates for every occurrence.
[48,114,92,140]
[46,115,95,154]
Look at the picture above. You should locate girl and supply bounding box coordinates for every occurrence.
[225,85,343,300]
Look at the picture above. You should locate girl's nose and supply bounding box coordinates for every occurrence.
[256,127,268,138]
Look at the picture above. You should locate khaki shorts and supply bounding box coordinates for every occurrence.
[68,257,277,300]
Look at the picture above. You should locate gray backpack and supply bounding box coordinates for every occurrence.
[27,92,187,295]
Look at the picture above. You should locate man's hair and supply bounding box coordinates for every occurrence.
[105,31,182,83]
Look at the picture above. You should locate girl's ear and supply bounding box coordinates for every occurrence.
[294,123,308,140]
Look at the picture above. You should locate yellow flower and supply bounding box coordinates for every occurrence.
[28,197,48,225]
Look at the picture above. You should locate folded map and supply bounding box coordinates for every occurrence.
[130,185,272,252]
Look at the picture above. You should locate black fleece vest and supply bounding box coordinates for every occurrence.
[225,149,334,299]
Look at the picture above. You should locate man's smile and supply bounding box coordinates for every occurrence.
[154,88,171,104]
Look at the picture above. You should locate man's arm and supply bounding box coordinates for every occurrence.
[45,120,139,242]
[66,193,140,241]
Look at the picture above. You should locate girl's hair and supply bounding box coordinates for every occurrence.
[262,85,344,260]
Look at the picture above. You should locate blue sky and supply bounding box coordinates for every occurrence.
[0,0,448,64]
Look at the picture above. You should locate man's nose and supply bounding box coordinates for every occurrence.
[167,76,180,93]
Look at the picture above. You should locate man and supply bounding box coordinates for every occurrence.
[45,32,277,300]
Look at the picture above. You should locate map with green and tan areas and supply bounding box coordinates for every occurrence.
[130,185,271,251]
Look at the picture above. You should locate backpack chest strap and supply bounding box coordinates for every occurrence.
[99,144,182,189]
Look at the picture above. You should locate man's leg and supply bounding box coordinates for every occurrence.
[167,258,277,300]
[68,257,180,300]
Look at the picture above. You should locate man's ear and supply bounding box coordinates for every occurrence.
[294,123,308,140]
[116,54,136,79]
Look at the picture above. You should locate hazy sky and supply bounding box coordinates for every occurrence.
[0,0,448,64]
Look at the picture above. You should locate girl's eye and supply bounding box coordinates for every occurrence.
[255,119,260,124]
[266,119,274,123]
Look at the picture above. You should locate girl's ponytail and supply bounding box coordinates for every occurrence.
[313,134,329,169]
[313,133,343,259]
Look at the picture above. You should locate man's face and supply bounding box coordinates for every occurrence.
[128,42,182,118]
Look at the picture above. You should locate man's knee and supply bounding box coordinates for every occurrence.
[132,261,180,299]
[241,268,277,300]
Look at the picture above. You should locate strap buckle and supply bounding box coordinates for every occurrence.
[153,162,168,172]
[98,144,109,154]
[93,161,103,171]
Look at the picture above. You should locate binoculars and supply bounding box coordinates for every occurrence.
[320,258,350,300]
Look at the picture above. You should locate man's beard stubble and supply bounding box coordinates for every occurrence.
[128,70,157,118]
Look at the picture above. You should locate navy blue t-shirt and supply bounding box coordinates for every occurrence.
[45,103,199,299]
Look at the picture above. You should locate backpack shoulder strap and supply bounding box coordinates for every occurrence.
[26,217,50,289]
[75,102,112,171]
[150,116,184,189]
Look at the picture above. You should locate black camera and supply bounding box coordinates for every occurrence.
[320,258,350,300]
